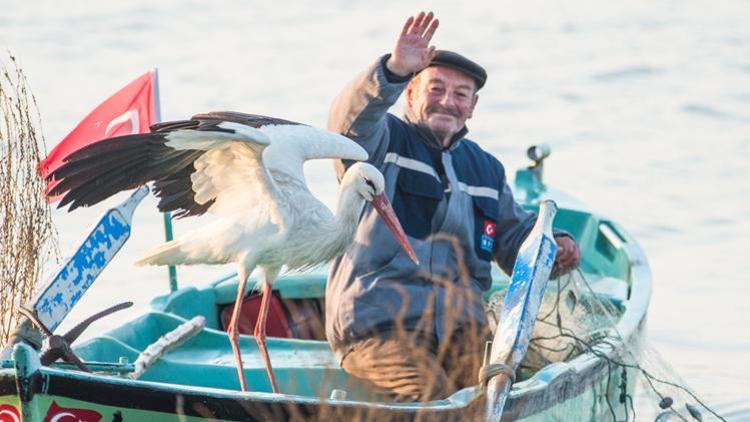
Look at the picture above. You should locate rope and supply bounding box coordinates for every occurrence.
[479,362,515,387]
[129,316,206,380]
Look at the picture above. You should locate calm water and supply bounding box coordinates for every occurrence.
[2,0,748,419]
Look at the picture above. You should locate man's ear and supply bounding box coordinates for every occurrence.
[467,94,479,119]
[405,81,415,108]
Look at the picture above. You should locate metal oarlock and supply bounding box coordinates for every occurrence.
[17,302,133,371]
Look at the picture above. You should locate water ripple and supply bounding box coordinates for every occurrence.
[682,103,750,123]
[711,399,750,421]
[591,65,662,82]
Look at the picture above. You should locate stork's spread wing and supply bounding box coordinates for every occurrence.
[49,111,368,219]
[49,112,288,217]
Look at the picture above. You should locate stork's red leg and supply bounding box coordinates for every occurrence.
[228,275,249,391]
[254,282,281,393]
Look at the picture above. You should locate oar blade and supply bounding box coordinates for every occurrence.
[484,200,558,420]
[33,186,149,333]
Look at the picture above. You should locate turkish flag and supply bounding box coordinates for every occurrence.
[39,70,159,202]
[0,404,21,422]
[42,401,102,422]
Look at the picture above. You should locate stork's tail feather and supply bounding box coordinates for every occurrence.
[134,240,189,267]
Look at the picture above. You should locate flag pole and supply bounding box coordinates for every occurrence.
[152,68,179,293]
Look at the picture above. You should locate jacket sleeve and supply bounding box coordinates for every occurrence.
[492,181,577,274]
[328,55,411,178]
[492,181,536,275]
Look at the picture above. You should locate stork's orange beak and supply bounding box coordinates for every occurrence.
[371,193,419,265]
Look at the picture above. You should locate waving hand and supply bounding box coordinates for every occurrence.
[386,12,440,77]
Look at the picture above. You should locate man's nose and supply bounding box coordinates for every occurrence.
[438,91,456,106]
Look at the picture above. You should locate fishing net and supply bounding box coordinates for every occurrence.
[486,270,616,376]
[0,53,58,348]
[487,269,725,421]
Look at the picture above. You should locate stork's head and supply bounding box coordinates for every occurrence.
[347,162,385,201]
[344,163,419,265]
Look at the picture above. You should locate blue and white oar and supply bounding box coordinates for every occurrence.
[484,200,558,421]
[33,186,149,333]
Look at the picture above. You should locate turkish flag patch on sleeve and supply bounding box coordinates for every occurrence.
[480,220,496,252]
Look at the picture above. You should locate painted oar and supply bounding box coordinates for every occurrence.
[484,200,558,421]
[33,186,149,333]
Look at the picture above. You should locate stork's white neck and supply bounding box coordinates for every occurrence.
[258,124,368,183]
[328,182,366,258]
[283,183,365,271]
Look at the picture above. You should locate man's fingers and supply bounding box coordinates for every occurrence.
[420,46,437,67]
[401,16,415,36]
[556,248,571,265]
[554,236,579,269]
[427,45,437,61]
[555,252,574,271]
[417,12,434,36]
[402,12,438,41]
[410,11,426,34]
[551,237,581,277]
[559,255,574,269]
[424,19,439,42]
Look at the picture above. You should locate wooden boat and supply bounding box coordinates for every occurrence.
[0,147,651,421]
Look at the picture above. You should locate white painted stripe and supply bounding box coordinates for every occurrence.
[457,182,499,200]
[383,152,440,180]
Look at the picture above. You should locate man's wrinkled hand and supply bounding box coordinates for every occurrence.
[551,235,580,277]
[386,11,440,77]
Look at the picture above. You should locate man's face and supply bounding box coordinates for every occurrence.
[406,66,479,146]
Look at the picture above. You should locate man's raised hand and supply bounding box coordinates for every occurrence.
[551,235,581,278]
[386,11,440,77]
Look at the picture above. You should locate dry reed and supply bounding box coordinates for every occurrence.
[0,53,58,347]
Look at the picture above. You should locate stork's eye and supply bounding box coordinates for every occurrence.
[364,179,376,190]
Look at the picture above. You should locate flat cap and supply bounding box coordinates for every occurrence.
[426,50,487,90]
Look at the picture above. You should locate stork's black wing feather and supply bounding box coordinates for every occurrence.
[152,165,215,219]
[149,119,201,133]
[49,117,211,213]
[50,111,301,215]
[191,111,303,128]
[50,131,206,212]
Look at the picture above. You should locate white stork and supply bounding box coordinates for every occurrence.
[49,111,418,393]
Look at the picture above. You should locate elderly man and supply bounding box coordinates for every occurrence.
[325,12,580,401]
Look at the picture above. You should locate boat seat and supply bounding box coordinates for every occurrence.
[218,291,327,340]
[219,291,293,337]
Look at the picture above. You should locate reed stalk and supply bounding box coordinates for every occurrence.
[0,52,58,347]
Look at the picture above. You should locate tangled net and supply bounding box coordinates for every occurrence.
[0,53,58,347]
[487,269,725,421]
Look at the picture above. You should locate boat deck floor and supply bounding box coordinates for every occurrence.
[75,311,373,398]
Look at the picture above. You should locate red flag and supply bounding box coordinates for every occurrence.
[42,401,102,422]
[40,70,159,201]
[0,404,21,422]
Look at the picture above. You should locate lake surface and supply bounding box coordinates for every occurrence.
[2,0,748,419]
